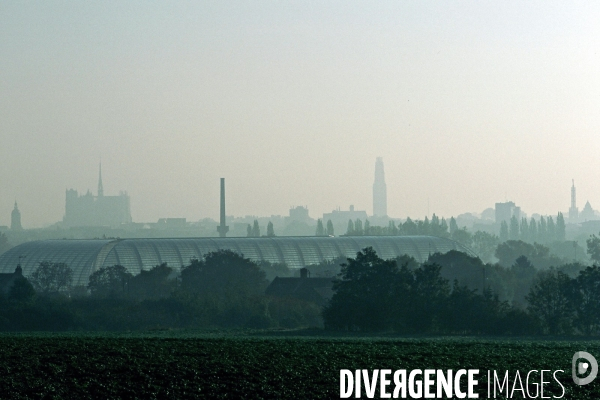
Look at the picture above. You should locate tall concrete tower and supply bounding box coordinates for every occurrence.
[217,178,229,237]
[98,162,104,197]
[373,157,387,217]
[569,179,579,222]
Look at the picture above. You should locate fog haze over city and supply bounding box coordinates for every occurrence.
[2,2,600,227]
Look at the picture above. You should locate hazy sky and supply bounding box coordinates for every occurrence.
[2,2,600,227]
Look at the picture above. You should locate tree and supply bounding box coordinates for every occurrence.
[421,216,431,235]
[326,220,334,236]
[252,220,260,237]
[315,219,325,236]
[509,216,520,240]
[323,247,405,331]
[539,217,547,243]
[403,217,417,235]
[388,220,398,235]
[427,250,485,292]
[440,218,449,237]
[556,212,566,241]
[246,224,252,237]
[180,250,268,300]
[451,227,472,248]
[354,219,363,236]
[547,216,556,242]
[128,263,175,300]
[529,217,538,242]
[511,255,537,307]
[500,221,509,242]
[449,217,458,234]
[410,263,450,332]
[471,231,500,263]
[364,220,370,235]
[346,219,355,235]
[586,233,600,264]
[8,277,36,304]
[430,214,449,238]
[495,240,550,268]
[520,217,529,242]
[527,270,574,335]
[267,221,275,237]
[572,266,600,335]
[29,261,73,295]
[88,265,133,298]
[258,260,291,281]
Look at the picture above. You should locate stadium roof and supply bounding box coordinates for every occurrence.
[0,236,476,286]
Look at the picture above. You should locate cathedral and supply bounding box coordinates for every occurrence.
[62,164,132,228]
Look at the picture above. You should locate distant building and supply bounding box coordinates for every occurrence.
[0,265,24,296]
[156,218,187,229]
[285,206,314,225]
[580,201,597,222]
[495,201,520,223]
[283,206,315,236]
[569,180,579,222]
[373,157,387,217]
[10,202,22,230]
[63,164,132,228]
[322,205,369,235]
[265,268,335,307]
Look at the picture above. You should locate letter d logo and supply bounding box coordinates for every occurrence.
[573,351,598,385]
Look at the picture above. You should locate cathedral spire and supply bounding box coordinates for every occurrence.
[569,179,578,222]
[11,200,22,230]
[98,162,104,197]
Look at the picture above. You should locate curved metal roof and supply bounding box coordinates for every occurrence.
[0,236,476,286]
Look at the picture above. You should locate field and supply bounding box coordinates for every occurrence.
[0,331,599,399]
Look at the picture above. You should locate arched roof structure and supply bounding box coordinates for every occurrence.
[0,236,476,286]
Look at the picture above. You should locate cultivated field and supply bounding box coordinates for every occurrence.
[0,332,598,399]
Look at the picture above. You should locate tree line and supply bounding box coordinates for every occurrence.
[323,246,600,335]
[0,251,320,331]
[499,213,566,243]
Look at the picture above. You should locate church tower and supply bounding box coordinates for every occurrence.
[11,201,22,230]
[569,179,578,222]
[373,157,388,217]
[98,162,104,197]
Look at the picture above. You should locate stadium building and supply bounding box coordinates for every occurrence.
[0,236,475,286]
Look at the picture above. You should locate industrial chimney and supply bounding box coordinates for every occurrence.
[217,178,229,237]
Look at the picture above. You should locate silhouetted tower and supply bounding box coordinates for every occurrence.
[569,179,578,222]
[97,162,104,197]
[373,157,387,217]
[11,201,22,230]
[217,178,229,237]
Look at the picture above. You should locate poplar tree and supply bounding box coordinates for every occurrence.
[529,217,538,242]
[315,219,325,236]
[252,220,260,237]
[326,220,334,236]
[556,212,566,241]
[267,221,275,237]
[500,221,509,242]
[449,217,458,234]
[539,217,547,243]
[355,219,363,236]
[547,216,556,242]
[520,217,529,242]
[346,220,355,235]
[509,216,520,240]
